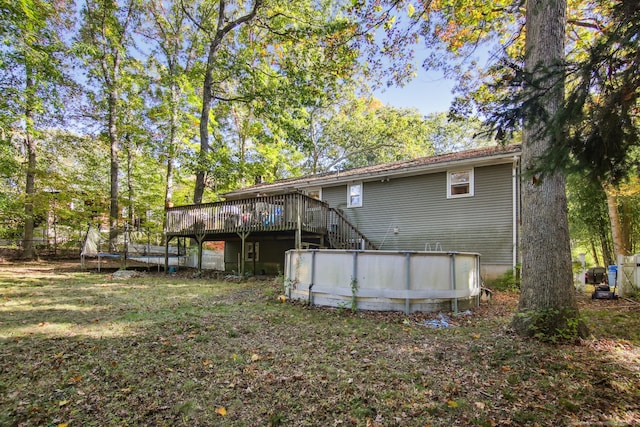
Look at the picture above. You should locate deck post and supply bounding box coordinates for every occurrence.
[197,235,204,271]
[238,231,250,277]
[295,196,302,249]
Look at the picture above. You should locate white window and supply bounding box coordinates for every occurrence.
[347,182,363,207]
[447,169,474,198]
[306,188,321,200]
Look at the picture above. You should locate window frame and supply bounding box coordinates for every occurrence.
[306,188,322,200]
[447,168,474,198]
[245,241,259,261]
[347,182,363,208]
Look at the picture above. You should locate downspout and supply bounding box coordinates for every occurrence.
[476,254,482,306]
[512,157,518,269]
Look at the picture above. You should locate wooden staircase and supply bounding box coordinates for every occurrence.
[324,207,377,250]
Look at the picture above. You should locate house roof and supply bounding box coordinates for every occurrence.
[223,144,521,199]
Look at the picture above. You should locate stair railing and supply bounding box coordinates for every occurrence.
[326,208,377,250]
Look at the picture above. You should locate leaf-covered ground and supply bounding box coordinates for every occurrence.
[0,260,639,426]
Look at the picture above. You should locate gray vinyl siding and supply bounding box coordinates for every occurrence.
[321,163,516,265]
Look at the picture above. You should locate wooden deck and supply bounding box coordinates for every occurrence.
[165,193,377,250]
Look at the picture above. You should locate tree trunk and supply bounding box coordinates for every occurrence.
[604,184,631,258]
[589,239,600,266]
[192,0,262,204]
[620,198,633,255]
[22,63,37,260]
[163,79,179,237]
[603,217,615,265]
[193,42,216,205]
[23,132,37,260]
[108,86,120,252]
[126,135,134,227]
[512,0,587,339]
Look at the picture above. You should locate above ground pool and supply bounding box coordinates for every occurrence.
[284,249,481,314]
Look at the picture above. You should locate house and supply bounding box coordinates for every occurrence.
[164,144,521,280]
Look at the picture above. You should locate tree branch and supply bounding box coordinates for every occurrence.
[567,18,603,31]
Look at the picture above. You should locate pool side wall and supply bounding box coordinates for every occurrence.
[285,249,481,314]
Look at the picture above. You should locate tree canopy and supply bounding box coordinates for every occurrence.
[1,0,499,247]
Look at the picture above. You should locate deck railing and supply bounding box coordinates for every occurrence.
[165,193,377,250]
[166,193,327,236]
[327,208,377,250]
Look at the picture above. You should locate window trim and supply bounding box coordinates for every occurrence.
[347,182,363,208]
[245,242,259,261]
[447,168,474,198]
[306,188,322,200]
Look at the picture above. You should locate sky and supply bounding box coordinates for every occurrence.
[372,40,495,116]
[373,70,456,116]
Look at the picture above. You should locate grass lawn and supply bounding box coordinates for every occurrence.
[0,260,639,426]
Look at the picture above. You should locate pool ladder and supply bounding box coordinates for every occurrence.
[424,242,443,251]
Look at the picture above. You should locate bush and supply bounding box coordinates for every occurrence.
[487,266,521,291]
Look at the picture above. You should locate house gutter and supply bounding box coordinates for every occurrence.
[223,149,522,199]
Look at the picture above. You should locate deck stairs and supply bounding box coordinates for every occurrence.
[324,207,377,250]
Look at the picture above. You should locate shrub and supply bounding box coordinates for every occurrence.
[487,266,521,291]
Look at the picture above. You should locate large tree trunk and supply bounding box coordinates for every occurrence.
[22,131,37,260]
[600,218,615,266]
[604,184,631,258]
[125,134,134,226]
[589,239,600,266]
[512,0,587,339]
[22,63,37,260]
[163,79,179,236]
[193,43,215,205]
[192,0,262,204]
